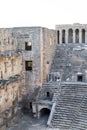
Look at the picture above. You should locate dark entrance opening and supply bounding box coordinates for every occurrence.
[57,31,60,44]
[47,92,50,97]
[68,29,73,43]
[40,108,50,117]
[82,29,85,43]
[62,30,65,43]
[77,75,83,81]
[30,102,32,109]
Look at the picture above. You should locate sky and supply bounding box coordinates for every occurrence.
[0,0,87,29]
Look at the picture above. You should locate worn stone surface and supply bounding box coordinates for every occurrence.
[1,23,87,130]
[0,28,24,129]
[0,26,56,129]
[12,27,56,101]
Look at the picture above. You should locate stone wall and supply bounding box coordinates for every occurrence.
[12,27,42,101]
[12,27,56,101]
[0,29,17,52]
[0,29,24,129]
[0,55,22,80]
[41,28,56,82]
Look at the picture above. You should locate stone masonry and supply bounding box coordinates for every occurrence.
[1,23,87,130]
[0,29,24,130]
[32,23,87,130]
[0,27,56,129]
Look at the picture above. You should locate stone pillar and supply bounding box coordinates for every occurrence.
[65,30,68,43]
[79,29,82,43]
[48,74,49,82]
[73,29,75,43]
[85,30,87,43]
[37,112,40,119]
[47,103,56,127]
[60,30,62,44]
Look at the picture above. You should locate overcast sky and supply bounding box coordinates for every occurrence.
[0,0,87,29]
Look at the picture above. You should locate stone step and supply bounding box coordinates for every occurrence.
[51,85,87,128]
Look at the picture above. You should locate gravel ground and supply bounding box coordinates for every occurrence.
[6,114,59,130]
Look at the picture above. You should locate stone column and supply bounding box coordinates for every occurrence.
[85,30,87,43]
[79,29,82,43]
[73,29,75,43]
[60,30,62,44]
[65,29,68,43]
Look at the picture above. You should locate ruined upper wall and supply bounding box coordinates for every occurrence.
[0,29,18,53]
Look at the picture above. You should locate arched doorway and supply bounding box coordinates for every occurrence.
[40,108,50,117]
[38,108,51,125]
[62,30,65,43]
[75,29,79,43]
[68,29,73,43]
[82,29,85,43]
[57,30,60,44]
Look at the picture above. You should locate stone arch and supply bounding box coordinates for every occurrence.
[82,29,85,43]
[75,29,79,43]
[40,108,50,117]
[68,29,73,43]
[57,30,60,44]
[62,30,65,43]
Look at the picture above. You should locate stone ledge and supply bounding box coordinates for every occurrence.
[0,50,22,58]
[0,74,20,88]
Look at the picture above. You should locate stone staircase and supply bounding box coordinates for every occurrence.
[38,81,60,101]
[71,95,87,130]
[51,82,87,129]
[38,43,87,129]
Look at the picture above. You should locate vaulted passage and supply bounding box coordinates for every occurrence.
[68,29,73,43]
[40,108,50,117]
[57,31,60,44]
[75,29,79,43]
[62,30,65,43]
[82,29,85,43]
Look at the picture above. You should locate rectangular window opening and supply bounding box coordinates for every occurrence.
[25,61,32,71]
[25,42,32,50]
[77,75,83,82]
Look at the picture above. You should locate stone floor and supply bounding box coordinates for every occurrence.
[6,114,59,130]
